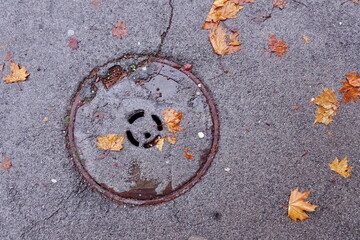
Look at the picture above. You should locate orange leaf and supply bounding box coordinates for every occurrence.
[184,148,195,159]
[167,136,177,144]
[229,0,256,4]
[96,133,125,151]
[273,0,288,9]
[1,156,12,170]
[346,71,360,87]
[2,61,30,83]
[339,81,360,104]
[202,0,243,30]
[162,109,185,135]
[268,34,288,56]
[112,21,128,39]
[329,157,353,178]
[208,24,242,55]
[311,89,340,125]
[287,187,318,222]
[302,35,310,44]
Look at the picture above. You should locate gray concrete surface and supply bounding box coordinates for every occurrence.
[0,0,359,239]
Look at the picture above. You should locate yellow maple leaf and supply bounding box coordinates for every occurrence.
[155,137,165,151]
[2,61,30,83]
[202,0,243,30]
[208,24,242,55]
[329,157,353,178]
[96,133,124,151]
[311,89,340,125]
[287,187,318,222]
[162,109,185,135]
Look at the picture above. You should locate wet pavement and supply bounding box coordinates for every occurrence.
[0,0,359,239]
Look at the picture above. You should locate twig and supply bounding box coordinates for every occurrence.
[293,0,308,7]
[16,82,23,91]
[222,22,237,33]
[218,55,228,73]
[340,0,352,5]
[98,150,110,160]
[279,204,288,208]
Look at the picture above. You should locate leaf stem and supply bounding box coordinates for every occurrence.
[218,55,228,73]
[16,82,23,91]
[98,149,110,160]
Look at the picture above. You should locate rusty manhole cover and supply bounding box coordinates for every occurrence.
[66,55,220,206]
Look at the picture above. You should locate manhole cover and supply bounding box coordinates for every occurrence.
[66,55,220,206]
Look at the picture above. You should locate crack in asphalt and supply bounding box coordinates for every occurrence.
[156,0,174,56]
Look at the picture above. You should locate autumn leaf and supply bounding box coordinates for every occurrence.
[112,21,128,39]
[339,81,360,104]
[96,133,125,151]
[311,89,340,125]
[167,136,177,144]
[2,61,30,83]
[162,109,185,135]
[155,137,165,151]
[68,38,79,50]
[209,24,242,55]
[1,156,12,170]
[268,34,288,56]
[184,148,195,159]
[302,35,310,44]
[229,0,256,4]
[329,157,353,178]
[202,0,243,30]
[287,187,318,222]
[273,0,288,9]
[346,71,360,87]
[90,0,100,8]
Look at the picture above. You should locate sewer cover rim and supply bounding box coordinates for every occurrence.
[66,55,220,206]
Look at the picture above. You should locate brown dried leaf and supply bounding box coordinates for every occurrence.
[329,157,353,178]
[184,148,195,159]
[273,0,288,9]
[162,109,185,135]
[208,24,242,55]
[311,89,340,125]
[112,21,128,39]
[167,136,177,144]
[269,34,288,56]
[287,187,318,222]
[339,81,360,104]
[96,133,124,151]
[1,156,12,170]
[2,61,30,83]
[202,0,243,30]
[346,71,360,87]
[90,0,100,8]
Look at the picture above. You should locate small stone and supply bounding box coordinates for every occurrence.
[196,91,201,95]
[51,179,57,183]
[165,160,170,164]
[138,42,141,45]
[141,67,147,71]
[67,29,75,36]
[197,84,202,87]
[224,167,230,172]
[42,117,49,123]
[198,132,205,139]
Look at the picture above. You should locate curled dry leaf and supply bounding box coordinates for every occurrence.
[273,0,288,9]
[329,157,353,178]
[2,61,30,83]
[311,89,340,125]
[184,148,195,159]
[339,71,360,104]
[96,133,125,151]
[268,34,288,56]
[209,24,242,55]
[287,187,318,222]
[1,156,12,170]
[162,109,185,136]
[202,0,243,30]
[112,21,128,39]
[346,71,360,87]
[167,136,177,144]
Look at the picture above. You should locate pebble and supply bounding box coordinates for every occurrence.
[198,132,205,138]
[196,91,201,95]
[224,167,230,172]
[67,29,75,36]
[51,179,57,183]
[197,84,202,87]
